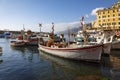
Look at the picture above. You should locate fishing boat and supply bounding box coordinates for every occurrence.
[25,35,38,46]
[38,22,103,62]
[88,29,114,55]
[10,34,26,47]
[111,31,120,50]
[38,44,102,62]
[10,40,25,47]
[102,31,114,55]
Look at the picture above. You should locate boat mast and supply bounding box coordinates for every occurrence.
[52,22,54,41]
[67,27,70,47]
[81,16,87,44]
[39,23,42,37]
[39,23,42,33]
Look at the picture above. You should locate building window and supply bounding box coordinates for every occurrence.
[107,23,111,25]
[112,22,116,25]
[118,14,120,16]
[113,18,115,21]
[113,14,115,17]
[113,10,115,13]
[102,16,106,18]
[119,26,120,29]
[118,22,120,25]
[108,19,110,21]
[108,15,110,17]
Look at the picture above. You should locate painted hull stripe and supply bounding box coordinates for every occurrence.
[39,45,102,51]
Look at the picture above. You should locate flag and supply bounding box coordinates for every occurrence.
[80,16,85,26]
[82,16,84,21]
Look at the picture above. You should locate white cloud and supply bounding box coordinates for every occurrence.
[91,7,104,16]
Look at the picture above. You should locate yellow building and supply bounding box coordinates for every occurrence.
[96,0,120,30]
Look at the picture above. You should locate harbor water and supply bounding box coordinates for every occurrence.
[0,38,120,80]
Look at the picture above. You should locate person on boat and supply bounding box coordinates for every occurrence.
[46,34,54,47]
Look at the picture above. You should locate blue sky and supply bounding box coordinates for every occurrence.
[0,0,118,32]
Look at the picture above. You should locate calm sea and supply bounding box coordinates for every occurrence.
[0,38,120,80]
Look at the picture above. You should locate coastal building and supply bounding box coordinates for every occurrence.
[95,0,120,30]
[91,20,98,29]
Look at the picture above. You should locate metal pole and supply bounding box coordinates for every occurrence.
[39,23,42,33]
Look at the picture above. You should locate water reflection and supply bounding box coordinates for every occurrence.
[109,50,120,80]
[39,51,108,80]
[0,53,3,64]
[100,50,120,80]
[1,38,120,80]
[10,46,39,62]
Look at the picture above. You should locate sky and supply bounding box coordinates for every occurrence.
[0,0,118,33]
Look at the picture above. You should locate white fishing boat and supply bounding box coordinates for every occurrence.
[88,30,114,55]
[38,44,102,62]
[38,21,103,62]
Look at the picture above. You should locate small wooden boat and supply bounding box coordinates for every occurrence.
[10,41,25,47]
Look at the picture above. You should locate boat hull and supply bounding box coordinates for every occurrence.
[25,40,38,46]
[103,43,111,55]
[38,44,103,62]
[10,41,25,47]
[112,41,120,50]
